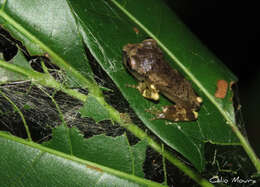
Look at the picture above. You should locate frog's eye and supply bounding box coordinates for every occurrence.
[128,57,137,70]
[124,55,136,71]
[126,57,131,66]
[123,53,132,68]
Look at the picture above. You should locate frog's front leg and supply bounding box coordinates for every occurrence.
[127,82,160,101]
[149,104,198,122]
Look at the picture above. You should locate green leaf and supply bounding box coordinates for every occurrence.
[0,131,163,187]
[44,124,147,177]
[0,49,31,83]
[132,140,147,178]
[0,0,94,87]
[67,0,239,171]
[79,95,110,122]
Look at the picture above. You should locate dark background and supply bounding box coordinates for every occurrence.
[165,0,260,155]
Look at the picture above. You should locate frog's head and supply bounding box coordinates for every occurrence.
[123,42,149,81]
[123,43,142,80]
[123,39,163,81]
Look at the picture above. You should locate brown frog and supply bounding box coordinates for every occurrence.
[123,39,202,122]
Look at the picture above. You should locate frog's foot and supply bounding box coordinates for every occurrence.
[148,105,198,122]
[127,82,160,101]
[145,106,162,120]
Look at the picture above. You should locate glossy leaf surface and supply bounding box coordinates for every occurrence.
[79,96,110,122]
[44,125,147,177]
[0,129,160,187]
[0,0,94,86]
[68,0,239,170]
[0,50,30,82]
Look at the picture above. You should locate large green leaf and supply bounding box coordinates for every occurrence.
[67,0,239,170]
[0,130,163,187]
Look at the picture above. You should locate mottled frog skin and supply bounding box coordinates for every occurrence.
[123,39,202,122]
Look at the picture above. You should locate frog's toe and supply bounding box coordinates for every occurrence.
[196,97,203,103]
[192,110,198,119]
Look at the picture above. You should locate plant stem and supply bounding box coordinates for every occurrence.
[0,89,32,141]
[94,96,214,187]
[124,123,213,186]
[229,122,260,172]
[0,60,88,102]
[0,59,213,186]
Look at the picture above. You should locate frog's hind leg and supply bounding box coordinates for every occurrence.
[127,82,160,101]
[150,104,198,122]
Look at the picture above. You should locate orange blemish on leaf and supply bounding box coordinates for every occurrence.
[133,27,139,34]
[215,80,228,99]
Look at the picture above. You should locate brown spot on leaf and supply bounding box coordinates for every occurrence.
[133,27,139,34]
[215,80,228,99]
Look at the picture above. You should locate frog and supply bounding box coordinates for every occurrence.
[123,39,203,122]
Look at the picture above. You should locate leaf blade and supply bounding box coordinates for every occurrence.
[79,95,110,122]
[43,125,147,177]
[0,131,163,187]
[68,0,240,171]
[0,0,95,88]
